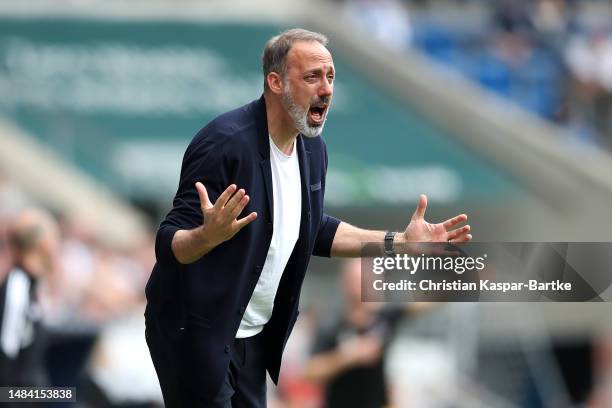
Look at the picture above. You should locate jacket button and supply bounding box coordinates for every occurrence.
[308,211,311,221]
[289,296,296,304]
[267,222,273,232]
[238,306,245,315]
[253,265,262,275]
[224,345,230,354]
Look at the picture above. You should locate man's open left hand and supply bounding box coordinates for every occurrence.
[402,194,471,244]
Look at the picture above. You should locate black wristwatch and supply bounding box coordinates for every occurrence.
[384,231,397,255]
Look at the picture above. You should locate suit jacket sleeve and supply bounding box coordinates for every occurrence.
[312,213,340,257]
[155,130,234,266]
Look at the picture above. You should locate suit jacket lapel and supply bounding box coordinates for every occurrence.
[255,95,274,222]
[296,135,311,253]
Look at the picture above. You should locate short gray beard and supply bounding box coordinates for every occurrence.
[281,84,327,138]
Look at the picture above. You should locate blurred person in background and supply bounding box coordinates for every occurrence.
[145,27,471,408]
[36,218,162,406]
[0,176,164,405]
[0,172,29,279]
[37,216,128,393]
[0,208,59,386]
[565,25,612,147]
[304,259,427,408]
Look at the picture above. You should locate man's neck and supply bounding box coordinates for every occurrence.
[264,93,298,155]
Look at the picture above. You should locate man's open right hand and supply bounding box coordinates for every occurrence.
[195,182,258,248]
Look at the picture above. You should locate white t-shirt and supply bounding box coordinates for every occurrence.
[236,137,302,338]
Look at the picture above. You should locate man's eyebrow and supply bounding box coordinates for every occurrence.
[304,67,335,75]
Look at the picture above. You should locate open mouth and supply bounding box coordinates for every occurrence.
[308,104,327,124]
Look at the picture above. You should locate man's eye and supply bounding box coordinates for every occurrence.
[327,76,334,83]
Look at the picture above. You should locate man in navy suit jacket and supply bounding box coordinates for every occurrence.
[145,28,472,407]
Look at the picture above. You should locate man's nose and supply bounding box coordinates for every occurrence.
[319,79,333,98]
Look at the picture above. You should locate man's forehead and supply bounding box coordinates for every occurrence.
[287,41,334,70]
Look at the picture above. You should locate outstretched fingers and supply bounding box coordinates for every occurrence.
[214,184,238,210]
[229,194,250,219]
[412,194,428,220]
[224,188,246,214]
[442,213,468,230]
[235,212,258,231]
[451,233,472,243]
[196,182,213,210]
[446,224,470,240]
[220,185,254,225]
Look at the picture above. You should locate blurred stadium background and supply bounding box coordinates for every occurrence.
[1,0,612,406]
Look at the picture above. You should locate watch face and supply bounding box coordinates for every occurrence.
[385,231,396,254]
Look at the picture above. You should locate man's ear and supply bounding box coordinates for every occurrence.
[267,72,283,95]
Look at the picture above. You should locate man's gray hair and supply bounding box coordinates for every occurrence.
[262,28,329,90]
